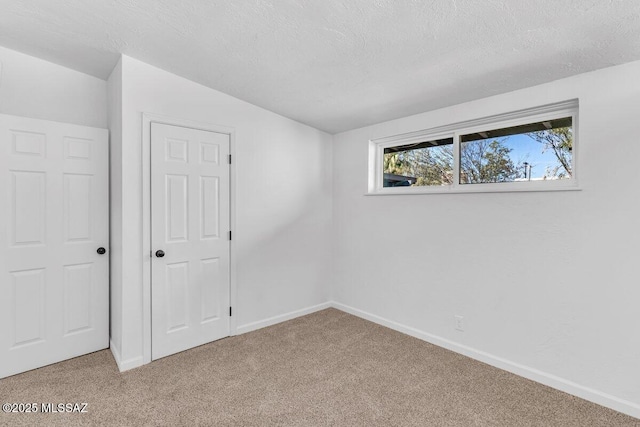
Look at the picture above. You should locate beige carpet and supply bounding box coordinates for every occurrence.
[0,308,637,426]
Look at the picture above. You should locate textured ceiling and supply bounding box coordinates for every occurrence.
[1,0,639,134]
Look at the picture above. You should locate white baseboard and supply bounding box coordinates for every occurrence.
[236,302,332,335]
[109,339,144,373]
[330,301,640,420]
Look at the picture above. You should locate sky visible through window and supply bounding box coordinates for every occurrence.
[477,133,565,179]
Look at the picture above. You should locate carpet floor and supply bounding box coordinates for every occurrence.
[0,308,638,426]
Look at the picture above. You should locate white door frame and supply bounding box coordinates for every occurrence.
[141,113,237,365]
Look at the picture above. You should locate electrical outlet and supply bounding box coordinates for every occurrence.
[454,315,464,332]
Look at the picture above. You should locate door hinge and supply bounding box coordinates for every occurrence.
[229,230,232,241]
[229,306,232,317]
[228,154,232,164]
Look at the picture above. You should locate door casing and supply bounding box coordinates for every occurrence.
[142,113,237,366]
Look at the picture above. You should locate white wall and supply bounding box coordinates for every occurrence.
[0,45,107,128]
[332,61,640,417]
[110,56,333,365]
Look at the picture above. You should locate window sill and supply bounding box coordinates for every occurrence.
[366,181,581,195]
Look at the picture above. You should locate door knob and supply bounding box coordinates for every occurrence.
[97,247,106,255]
[155,250,165,258]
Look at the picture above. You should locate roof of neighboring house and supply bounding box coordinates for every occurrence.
[383,173,417,184]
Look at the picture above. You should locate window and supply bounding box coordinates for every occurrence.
[383,137,453,187]
[459,117,572,184]
[370,100,578,194]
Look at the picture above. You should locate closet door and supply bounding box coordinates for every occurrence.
[0,114,109,378]
[150,123,230,360]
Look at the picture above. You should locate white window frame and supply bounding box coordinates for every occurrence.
[368,99,579,195]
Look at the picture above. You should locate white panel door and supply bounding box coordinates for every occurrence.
[151,123,230,360]
[0,114,109,378]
